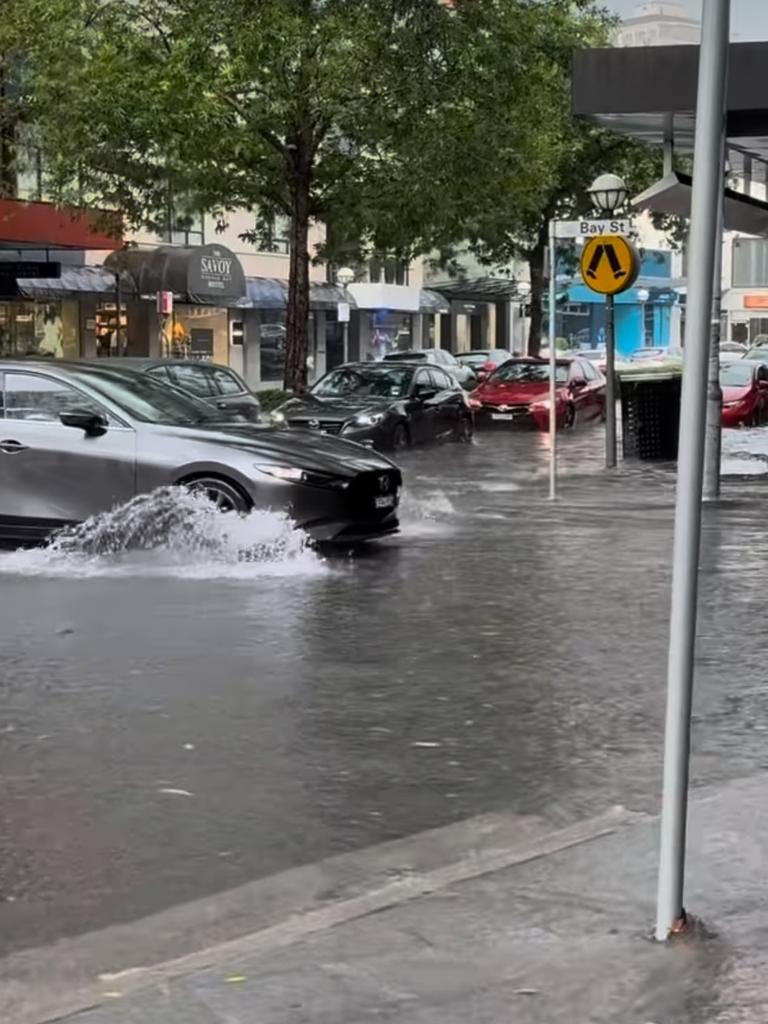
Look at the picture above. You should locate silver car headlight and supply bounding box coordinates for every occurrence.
[255,465,304,482]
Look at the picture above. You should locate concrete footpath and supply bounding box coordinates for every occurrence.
[8,774,768,1024]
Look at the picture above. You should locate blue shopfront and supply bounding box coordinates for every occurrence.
[553,249,681,357]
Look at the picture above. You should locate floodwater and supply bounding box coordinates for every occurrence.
[0,423,766,956]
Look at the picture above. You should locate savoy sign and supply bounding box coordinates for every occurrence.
[187,244,246,302]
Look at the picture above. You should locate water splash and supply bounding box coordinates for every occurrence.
[0,487,323,579]
[398,490,456,537]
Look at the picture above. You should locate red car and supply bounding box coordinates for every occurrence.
[469,356,606,430]
[721,359,768,428]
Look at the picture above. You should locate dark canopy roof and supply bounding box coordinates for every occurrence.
[572,42,768,180]
[106,244,246,305]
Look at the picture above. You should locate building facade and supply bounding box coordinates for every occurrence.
[0,186,450,389]
[613,2,700,47]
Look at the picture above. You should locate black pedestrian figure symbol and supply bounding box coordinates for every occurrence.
[585,242,627,281]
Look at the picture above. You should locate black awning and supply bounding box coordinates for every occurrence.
[17,265,135,299]
[429,277,523,301]
[106,244,246,305]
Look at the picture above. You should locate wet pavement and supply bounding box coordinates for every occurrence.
[0,422,766,959]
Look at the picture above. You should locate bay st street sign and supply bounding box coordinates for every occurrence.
[554,218,633,238]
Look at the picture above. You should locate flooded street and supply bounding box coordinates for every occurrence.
[1,424,766,957]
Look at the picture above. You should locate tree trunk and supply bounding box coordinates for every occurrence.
[284,175,311,392]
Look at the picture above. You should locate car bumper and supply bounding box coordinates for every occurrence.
[474,405,534,427]
[339,424,393,449]
[722,406,754,428]
[257,467,403,544]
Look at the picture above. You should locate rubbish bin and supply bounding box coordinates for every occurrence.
[620,369,682,461]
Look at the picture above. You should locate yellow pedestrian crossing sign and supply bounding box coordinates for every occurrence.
[580,235,640,296]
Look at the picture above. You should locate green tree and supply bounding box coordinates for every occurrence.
[24,0,474,389]
[427,0,666,355]
[24,0,597,381]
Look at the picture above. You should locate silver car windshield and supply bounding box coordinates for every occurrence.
[69,369,219,426]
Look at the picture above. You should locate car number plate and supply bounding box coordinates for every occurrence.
[490,413,515,421]
[375,495,396,509]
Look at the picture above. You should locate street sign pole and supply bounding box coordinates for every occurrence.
[655,0,731,943]
[579,234,639,471]
[548,219,558,500]
[605,294,617,468]
[703,137,727,502]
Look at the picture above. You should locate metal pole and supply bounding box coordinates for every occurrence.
[605,294,617,468]
[343,283,350,363]
[548,220,557,500]
[655,0,731,943]
[114,273,122,357]
[703,140,727,502]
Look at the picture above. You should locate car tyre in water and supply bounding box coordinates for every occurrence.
[392,423,410,450]
[454,414,474,443]
[184,476,250,513]
[564,403,576,429]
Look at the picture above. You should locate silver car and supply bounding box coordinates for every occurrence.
[0,361,402,545]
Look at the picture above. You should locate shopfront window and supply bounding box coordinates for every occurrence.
[365,311,412,360]
[0,301,67,358]
[164,306,229,364]
[260,311,287,382]
[733,239,768,287]
[96,301,128,357]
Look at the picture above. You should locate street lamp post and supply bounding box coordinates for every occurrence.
[516,280,531,354]
[336,266,355,365]
[636,288,651,351]
[588,173,628,470]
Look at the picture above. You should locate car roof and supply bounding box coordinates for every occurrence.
[507,355,572,366]
[331,361,415,370]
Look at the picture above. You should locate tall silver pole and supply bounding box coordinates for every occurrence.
[548,220,557,500]
[703,141,726,502]
[655,0,731,943]
[605,294,617,468]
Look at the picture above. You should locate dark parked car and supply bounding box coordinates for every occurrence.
[273,362,473,450]
[0,361,401,545]
[454,349,512,383]
[383,348,477,390]
[107,358,261,422]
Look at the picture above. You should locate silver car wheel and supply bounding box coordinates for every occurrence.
[186,477,249,514]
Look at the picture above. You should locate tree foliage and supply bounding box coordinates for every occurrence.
[20,0,671,373]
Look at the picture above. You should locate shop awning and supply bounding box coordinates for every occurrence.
[16,265,134,299]
[419,289,450,314]
[236,278,364,311]
[428,277,526,301]
[105,244,246,305]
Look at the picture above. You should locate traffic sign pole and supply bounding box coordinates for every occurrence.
[605,294,617,468]
[655,0,731,943]
[548,219,558,500]
[579,234,640,471]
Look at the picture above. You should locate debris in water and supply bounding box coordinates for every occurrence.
[157,788,194,798]
[183,743,196,750]
[411,741,441,748]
